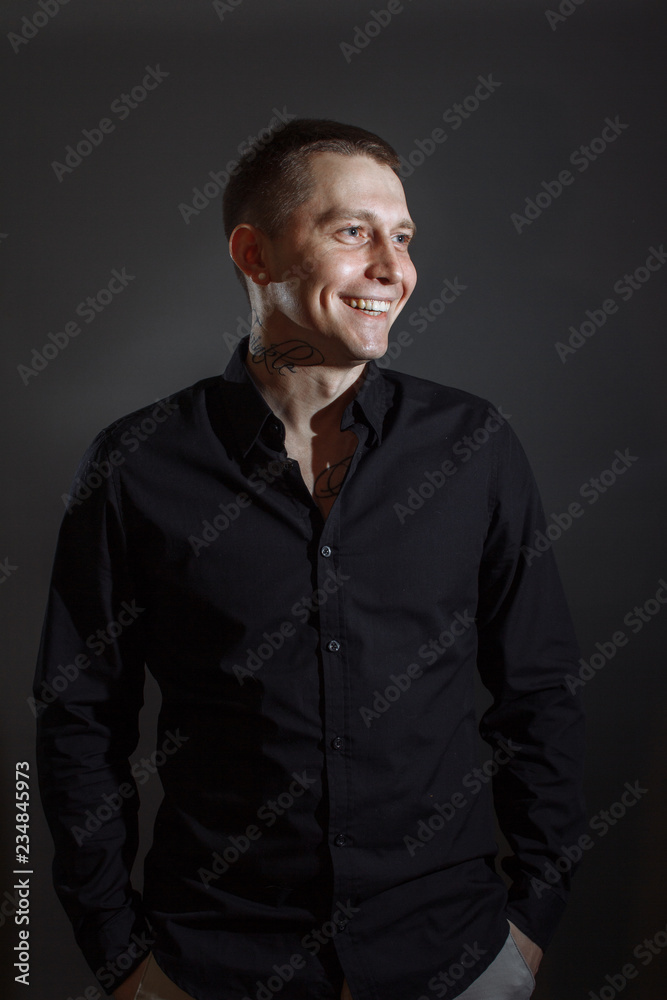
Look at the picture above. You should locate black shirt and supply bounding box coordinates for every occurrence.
[34,338,585,1000]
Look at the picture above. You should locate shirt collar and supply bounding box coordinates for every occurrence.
[219,336,393,457]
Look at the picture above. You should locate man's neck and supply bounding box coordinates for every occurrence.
[243,332,367,441]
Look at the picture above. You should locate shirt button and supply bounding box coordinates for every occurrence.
[335,917,349,931]
[283,460,294,470]
[320,545,332,558]
[334,833,347,847]
[327,640,340,653]
[331,737,344,751]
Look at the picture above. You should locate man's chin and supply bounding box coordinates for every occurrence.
[346,328,392,362]
[317,322,392,367]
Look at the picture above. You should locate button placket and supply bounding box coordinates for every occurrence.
[316,502,355,915]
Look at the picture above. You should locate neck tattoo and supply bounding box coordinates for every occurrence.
[249,338,325,375]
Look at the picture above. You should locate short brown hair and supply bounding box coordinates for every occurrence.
[222,118,401,295]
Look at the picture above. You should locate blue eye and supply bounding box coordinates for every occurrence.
[344,227,360,237]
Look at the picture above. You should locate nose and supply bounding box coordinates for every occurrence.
[365,236,403,285]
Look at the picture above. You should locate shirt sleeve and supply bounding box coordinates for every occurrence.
[33,431,152,991]
[475,418,586,951]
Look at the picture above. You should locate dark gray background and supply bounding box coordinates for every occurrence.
[2,1,666,997]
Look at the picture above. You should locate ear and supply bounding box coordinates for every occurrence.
[229,224,270,285]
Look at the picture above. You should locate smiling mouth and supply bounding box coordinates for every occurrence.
[341,297,392,316]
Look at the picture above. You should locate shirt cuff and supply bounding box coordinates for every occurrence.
[75,899,154,993]
[505,877,567,951]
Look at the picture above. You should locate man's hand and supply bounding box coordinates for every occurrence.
[112,954,151,1000]
[340,928,541,1000]
[508,920,543,977]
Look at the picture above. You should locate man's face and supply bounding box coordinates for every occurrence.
[258,152,417,366]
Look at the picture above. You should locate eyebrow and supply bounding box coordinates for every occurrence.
[314,207,417,237]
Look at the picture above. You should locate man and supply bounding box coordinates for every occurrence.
[35,119,585,1000]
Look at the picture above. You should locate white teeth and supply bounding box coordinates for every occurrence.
[344,298,391,313]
